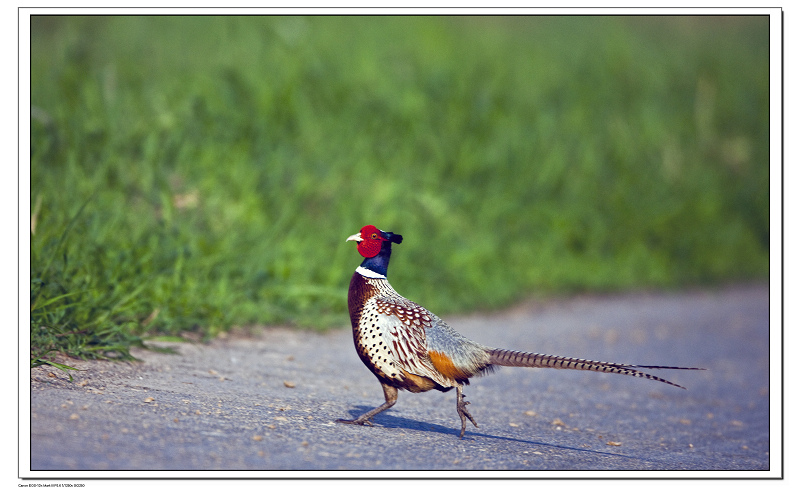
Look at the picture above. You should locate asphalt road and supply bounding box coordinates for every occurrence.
[27,283,771,476]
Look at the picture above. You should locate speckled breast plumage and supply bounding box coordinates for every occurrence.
[348,269,499,394]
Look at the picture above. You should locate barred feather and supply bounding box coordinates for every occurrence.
[487,348,705,389]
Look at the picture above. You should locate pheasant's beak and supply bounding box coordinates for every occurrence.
[346,232,363,243]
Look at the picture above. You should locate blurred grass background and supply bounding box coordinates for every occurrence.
[30,15,769,366]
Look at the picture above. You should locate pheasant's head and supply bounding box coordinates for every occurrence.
[347,225,403,258]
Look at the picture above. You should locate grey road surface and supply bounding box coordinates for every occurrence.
[28,284,771,475]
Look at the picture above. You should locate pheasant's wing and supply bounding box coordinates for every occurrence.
[370,295,461,389]
[374,292,494,386]
[424,313,494,380]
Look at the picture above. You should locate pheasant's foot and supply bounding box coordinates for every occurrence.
[338,384,397,430]
[456,387,479,439]
[336,417,374,427]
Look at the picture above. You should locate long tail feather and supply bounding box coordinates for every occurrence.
[487,348,705,389]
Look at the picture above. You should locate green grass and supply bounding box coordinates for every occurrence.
[30,16,769,368]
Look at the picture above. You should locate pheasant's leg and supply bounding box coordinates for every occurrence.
[338,383,398,426]
[456,384,478,438]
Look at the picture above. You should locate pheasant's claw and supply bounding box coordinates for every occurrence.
[456,391,479,438]
[336,417,374,426]
[459,399,478,426]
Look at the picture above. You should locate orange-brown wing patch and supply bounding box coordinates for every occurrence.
[428,350,473,381]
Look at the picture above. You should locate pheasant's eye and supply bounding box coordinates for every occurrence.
[371,233,378,239]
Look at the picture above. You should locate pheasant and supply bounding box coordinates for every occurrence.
[338,225,704,438]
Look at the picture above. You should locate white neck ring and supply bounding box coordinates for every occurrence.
[355,266,386,279]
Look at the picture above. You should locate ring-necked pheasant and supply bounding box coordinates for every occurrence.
[338,225,704,438]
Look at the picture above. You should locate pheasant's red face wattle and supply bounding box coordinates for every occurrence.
[353,225,384,258]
